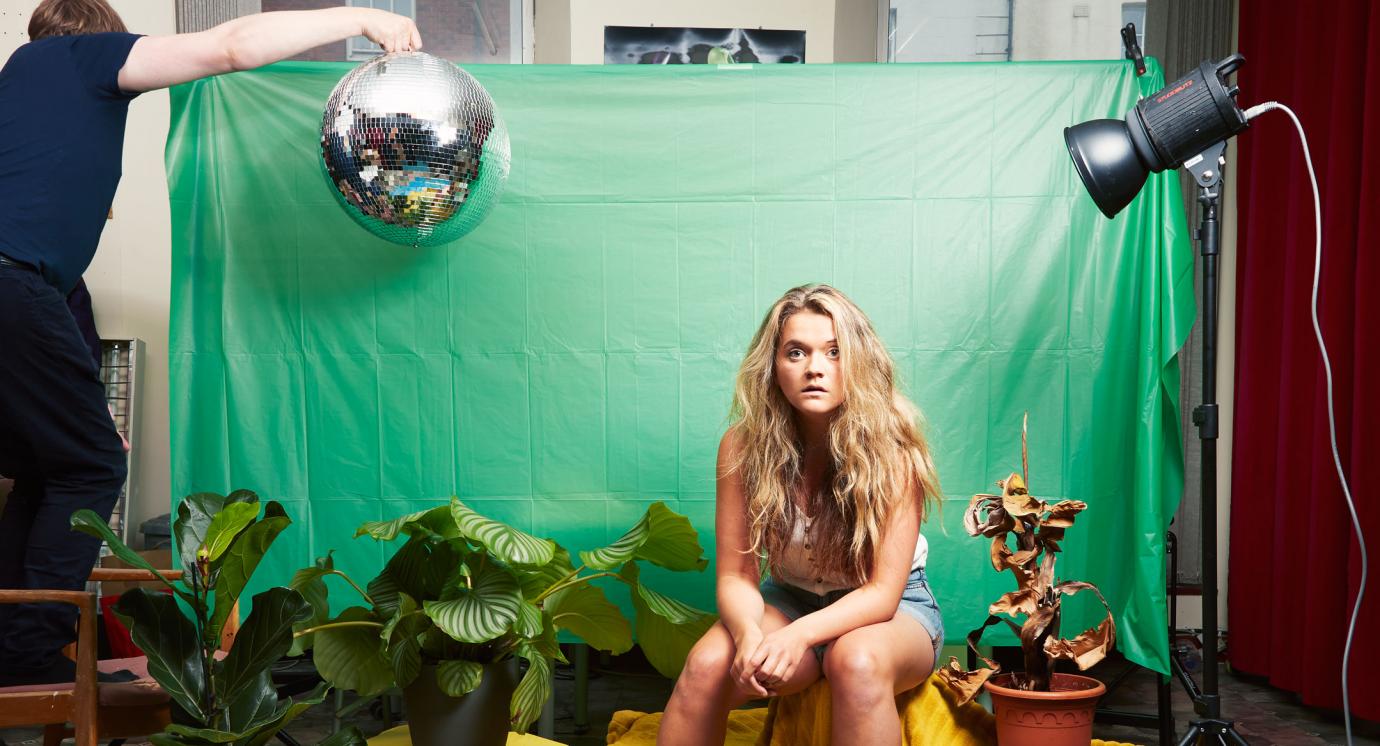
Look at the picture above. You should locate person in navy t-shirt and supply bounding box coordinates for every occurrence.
[0,0,421,686]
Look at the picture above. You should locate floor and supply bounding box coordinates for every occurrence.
[3,649,1377,745]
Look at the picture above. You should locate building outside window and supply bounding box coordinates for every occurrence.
[1121,2,1147,56]
[884,0,1149,63]
[259,0,523,63]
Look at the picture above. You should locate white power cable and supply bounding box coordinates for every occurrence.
[1243,100,1367,746]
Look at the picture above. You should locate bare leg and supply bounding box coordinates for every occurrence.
[823,612,936,746]
[658,606,822,746]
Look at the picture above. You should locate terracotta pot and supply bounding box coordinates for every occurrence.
[983,672,1106,746]
[402,659,521,746]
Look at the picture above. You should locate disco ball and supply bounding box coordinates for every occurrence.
[320,52,510,247]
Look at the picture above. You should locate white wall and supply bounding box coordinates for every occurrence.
[91,0,177,536]
[551,0,837,64]
[832,0,878,62]
[532,0,569,63]
[0,0,177,535]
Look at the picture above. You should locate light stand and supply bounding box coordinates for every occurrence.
[1171,144,1249,746]
[1064,54,1256,745]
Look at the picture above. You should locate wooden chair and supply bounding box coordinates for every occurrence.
[0,582,100,745]
[0,567,236,746]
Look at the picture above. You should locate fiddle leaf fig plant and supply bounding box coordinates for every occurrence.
[70,491,362,746]
[936,415,1117,705]
[293,497,716,733]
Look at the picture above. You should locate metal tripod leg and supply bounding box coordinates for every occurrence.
[1178,718,1251,746]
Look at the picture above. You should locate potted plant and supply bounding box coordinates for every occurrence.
[70,490,362,745]
[291,497,716,745]
[936,416,1116,746]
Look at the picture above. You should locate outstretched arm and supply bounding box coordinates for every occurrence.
[117,7,421,93]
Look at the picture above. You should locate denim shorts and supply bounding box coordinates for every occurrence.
[760,567,944,667]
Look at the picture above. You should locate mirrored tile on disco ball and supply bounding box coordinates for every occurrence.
[320,51,510,247]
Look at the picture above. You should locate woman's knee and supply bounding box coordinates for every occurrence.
[673,632,734,697]
[824,643,891,708]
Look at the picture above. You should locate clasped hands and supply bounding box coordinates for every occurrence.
[730,624,810,696]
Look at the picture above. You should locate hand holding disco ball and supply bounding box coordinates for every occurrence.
[320,51,510,247]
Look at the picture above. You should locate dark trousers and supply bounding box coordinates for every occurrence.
[0,263,127,672]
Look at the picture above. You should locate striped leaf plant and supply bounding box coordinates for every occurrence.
[291,498,716,734]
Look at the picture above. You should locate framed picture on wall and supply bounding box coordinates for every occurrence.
[603,26,806,64]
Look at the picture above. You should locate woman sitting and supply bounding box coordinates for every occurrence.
[659,284,944,746]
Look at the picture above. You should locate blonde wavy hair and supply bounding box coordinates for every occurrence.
[729,284,941,586]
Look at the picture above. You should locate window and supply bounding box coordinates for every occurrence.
[1121,2,1147,57]
[884,0,1011,63]
[259,0,525,64]
[883,0,1153,63]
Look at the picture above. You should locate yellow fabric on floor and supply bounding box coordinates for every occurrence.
[607,675,1141,746]
[368,724,562,745]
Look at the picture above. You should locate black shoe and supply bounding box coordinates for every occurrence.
[99,668,140,683]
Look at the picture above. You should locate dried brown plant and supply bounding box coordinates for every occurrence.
[936,414,1116,705]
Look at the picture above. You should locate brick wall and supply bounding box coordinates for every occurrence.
[262,0,514,62]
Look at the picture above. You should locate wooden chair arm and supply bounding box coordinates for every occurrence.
[0,589,93,606]
[89,567,184,582]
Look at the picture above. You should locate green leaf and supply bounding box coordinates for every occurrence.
[385,535,463,602]
[210,501,291,647]
[450,498,555,566]
[620,563,717,678]
[287,553,333,656]
[419,626,451,659]
[380,597,433,688]
[423,562,522,644]
[580,502,708,572]
[380,592,419,645]
[627,578,706,625]
[215,587,311,708]
[519,545,575,601]
[161,724,241,743]
[367,568,402,616]
[221,670,279,734]
[241,681,332,746]
[70,510,194,606]
[111,589,205,722]
[390,633,421,689]
[225,488,260,504]
[199,501,260,563]
[313,607,393,697]
[528,612,567,664]
[436,660,484,697]
[543,582,632,654]
[355,505,455,541]
[174,491,257,578]
[356,509,428,540]
[512,599,543,638]
[509,643,552,734]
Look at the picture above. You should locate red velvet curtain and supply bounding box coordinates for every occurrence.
[1231,0,1379,721]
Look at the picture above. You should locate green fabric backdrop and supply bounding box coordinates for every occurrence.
[166,60,1194,675]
